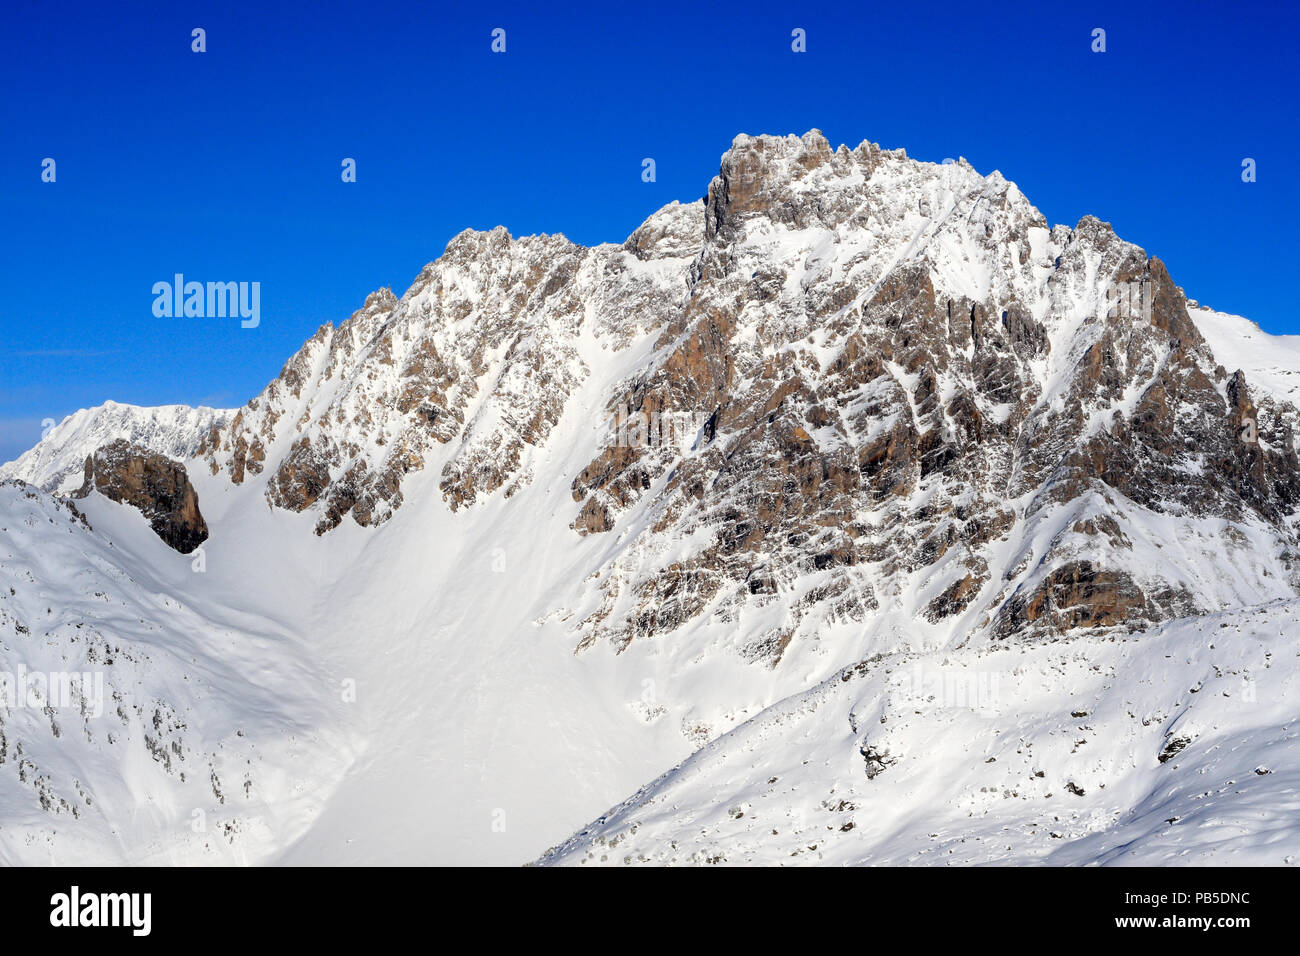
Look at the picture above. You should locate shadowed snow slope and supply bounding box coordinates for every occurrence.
[0,481,353,864]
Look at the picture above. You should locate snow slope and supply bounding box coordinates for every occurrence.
[1189,304,1300,404]
[537,600,1300,866]
[0,481,354,864]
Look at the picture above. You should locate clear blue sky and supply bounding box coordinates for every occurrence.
[1,0,1296,463]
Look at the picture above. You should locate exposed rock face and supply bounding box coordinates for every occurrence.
[564,132,1300,654]
[189,129,1300,655]
[197,204,702,534]
[994,561,1151,636]
[74,440,208,553]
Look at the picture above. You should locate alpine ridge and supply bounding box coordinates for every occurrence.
[190,129,1300,653]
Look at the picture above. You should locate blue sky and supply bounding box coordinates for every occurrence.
[1,0,1296,463]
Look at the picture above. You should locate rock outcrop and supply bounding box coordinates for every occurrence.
[74,440,208,553]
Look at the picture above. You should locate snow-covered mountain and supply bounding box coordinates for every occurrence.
[0,401,233,495]
[3,131,1299,866]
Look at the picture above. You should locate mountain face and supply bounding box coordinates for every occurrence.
[191,203,701,529]
[193,130,1300,651]
[3,130,1299,866]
